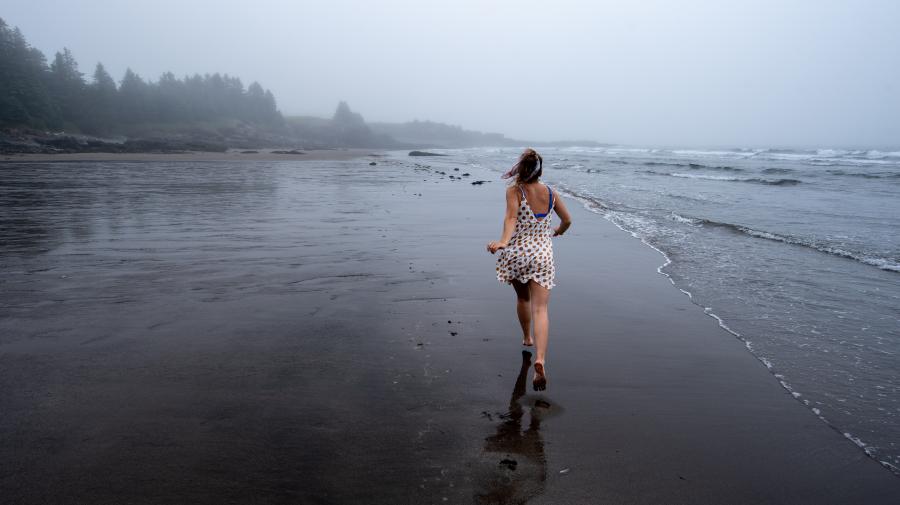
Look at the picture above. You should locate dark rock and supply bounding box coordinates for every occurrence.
[471,180,489,185]
[369,161,377,165]
[241,150,259,154]
[499,458,518,470]
[408,150,447,157]
[36,136,84,150]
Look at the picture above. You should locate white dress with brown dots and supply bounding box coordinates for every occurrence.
[496,184,556,289]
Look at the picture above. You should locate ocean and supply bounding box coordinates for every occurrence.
[414,146,900,474]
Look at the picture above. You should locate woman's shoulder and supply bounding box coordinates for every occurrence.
[505,184,522,203]
[544,183,561,205]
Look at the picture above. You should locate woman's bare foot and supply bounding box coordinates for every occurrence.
[532,362,547,391]
[522,336,534,347]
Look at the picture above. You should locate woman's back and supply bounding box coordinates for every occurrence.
[518,183,554,218]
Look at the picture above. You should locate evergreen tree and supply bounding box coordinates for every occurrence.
[0,18,55,127]
[331,101,372,145]
[118,68,149,123]
[92,62,116,93]
[154,71,187,123]
[0,18,284,133]
[83,63,117,132]
[263,90,281,125]
[246,81,269,123]
[48,48,85,126]
[333,100,363,125]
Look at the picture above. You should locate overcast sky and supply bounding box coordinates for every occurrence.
[5,0,899,148]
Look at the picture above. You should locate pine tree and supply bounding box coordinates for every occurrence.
[82,63,118,132]
[48,48,85,127]
[263,89,281,125]
[331,101,371,145]
[118,68,148,123]
[0,18,284,133]
[155,71,187,123]
[0,18,55,127]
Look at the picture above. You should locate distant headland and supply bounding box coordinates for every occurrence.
[0,18,606,156]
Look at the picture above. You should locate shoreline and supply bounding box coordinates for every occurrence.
[0,148,378,163]
[569,189,900,477]
[562,184,900,477]
[1,155,897,503]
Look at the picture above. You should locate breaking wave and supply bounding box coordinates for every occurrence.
[668,213,900,273]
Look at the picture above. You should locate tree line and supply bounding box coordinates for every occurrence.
[0,17,282,134]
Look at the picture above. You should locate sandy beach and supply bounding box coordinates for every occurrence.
[1,154,898,504]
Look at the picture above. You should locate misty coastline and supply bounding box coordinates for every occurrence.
[0,101,609,158]
[0,18,605,157]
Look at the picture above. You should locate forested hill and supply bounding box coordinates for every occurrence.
[0,17,282,135]
[368,120,512,148]
[0,18,603,153]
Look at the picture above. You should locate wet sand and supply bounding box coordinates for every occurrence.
[0,156,898,504]
[1,148,374,163]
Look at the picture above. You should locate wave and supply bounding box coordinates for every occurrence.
[668,173,802,185]
[669,213,900,273]
[762,167,794,174]
[644,161,687,167]
[668,212,700,225]
[643,147,900,167]
[687,163,743,172]
[825,169,900,179]
[642,161,743,172]
[816,149,900,160]
[811,157,900,167]
[550,162,586,170]
[671,149,761,158]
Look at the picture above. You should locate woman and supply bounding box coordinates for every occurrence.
[487,148,572,390]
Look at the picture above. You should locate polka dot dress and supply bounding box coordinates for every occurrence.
[496,184,556,289]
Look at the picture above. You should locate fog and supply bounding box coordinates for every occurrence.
[5,0,899,148]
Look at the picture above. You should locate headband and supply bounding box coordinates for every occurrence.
[501,152,541,180]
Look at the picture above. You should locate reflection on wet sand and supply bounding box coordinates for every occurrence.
[475,350,556,504]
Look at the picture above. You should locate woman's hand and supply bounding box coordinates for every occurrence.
[487,240,508,254]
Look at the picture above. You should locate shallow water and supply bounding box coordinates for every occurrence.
[416,146,900,473]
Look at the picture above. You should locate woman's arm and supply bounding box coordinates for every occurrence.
[551,189,572,237]
[487,186,519,254]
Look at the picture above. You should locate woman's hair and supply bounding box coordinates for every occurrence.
[502,148,543,183]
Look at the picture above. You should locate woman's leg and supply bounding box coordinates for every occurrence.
[529,280,551,390]
[511,280,533,346]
